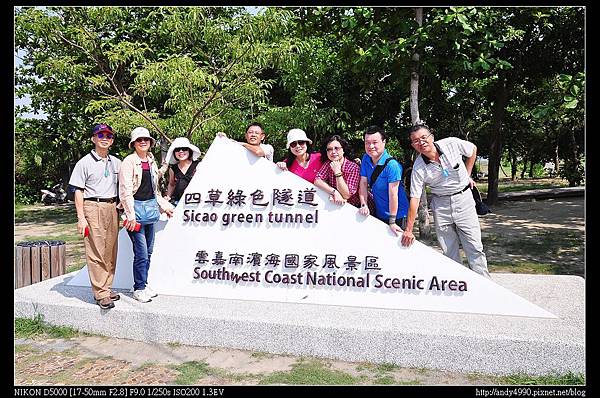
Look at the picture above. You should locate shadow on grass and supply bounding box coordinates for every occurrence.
[15,204,77,225]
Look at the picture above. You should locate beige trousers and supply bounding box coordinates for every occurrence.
[83,201,119,300]
[430,189,490,278]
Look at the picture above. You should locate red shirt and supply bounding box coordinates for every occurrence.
[287,152,324,183]
[315,158,361,207]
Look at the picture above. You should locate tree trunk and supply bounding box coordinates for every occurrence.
[486,79,511,205]
[509,150,518,181]
[528,161,534,178]
[520,157,527,179]
[554,142,560,176]
[410,8,423,126]
[410,7,432,239]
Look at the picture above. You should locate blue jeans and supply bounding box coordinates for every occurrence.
[127,223,155,291]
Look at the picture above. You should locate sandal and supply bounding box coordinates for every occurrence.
[110,291,120,301]
[96,297,115,309]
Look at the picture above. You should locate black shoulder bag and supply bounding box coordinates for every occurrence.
[369,157,396,187]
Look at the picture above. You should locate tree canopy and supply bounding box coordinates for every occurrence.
[15,6,585,203]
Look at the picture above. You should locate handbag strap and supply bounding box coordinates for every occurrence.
[181,160,199,183]
[369,157,396,187]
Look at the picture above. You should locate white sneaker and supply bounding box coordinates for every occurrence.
[145,285,158,298]
[133,289,152,303]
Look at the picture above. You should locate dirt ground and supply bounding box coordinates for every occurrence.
[479,197,584,275]
[14,197,585,385]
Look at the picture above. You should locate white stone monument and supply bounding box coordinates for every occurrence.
[69,136,555,318]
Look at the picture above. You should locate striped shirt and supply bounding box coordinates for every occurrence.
[409,137,475,197]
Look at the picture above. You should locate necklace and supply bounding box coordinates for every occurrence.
[104,158,110,177]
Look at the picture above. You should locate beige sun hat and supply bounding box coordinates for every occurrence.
[165,137,202,164]
[286,128,313,148]
[128,127,156,148]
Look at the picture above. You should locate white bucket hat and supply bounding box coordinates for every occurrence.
[286,128,312,148]
[165,137,202,164]
[129,127,156,148]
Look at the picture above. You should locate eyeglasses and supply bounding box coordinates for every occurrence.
[326,146,343,153]
[410,132,432,145]
[174,147,189,153]
[135,137,151,143]
[95,132,114,140]
[290,141,307,148]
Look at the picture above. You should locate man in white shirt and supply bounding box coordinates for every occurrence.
[69,123,122,308]
[216,122,274,161]
[400,124,490,278]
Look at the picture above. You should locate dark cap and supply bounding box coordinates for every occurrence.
[92,123,113,135]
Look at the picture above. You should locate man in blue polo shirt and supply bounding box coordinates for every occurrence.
[358,125,409,236]
[69,123,122,309]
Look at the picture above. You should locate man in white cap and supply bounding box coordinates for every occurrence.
[163,137,202,206]
[69,123,122,309]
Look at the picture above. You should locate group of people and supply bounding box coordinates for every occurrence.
[69,121,489,309]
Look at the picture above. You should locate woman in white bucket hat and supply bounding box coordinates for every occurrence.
[164,137,202,206]
[119,127,174,303]
[276,128,324,183]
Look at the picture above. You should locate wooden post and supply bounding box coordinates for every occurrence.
[31,246,41,284]
[14,241,66,289]
[41,245,50,281]
[50,245,60,277]
[22,247,31,287]
[14,246,23,289]
[59,244,66,275]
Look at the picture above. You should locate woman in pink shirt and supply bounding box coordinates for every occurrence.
[276,129,324,183]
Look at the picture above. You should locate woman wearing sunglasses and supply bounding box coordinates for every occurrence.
[119,127,174,303]
[276,129,324,183]
[163,137,202,206]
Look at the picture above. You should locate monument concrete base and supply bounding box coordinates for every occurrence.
[14,272,584,376]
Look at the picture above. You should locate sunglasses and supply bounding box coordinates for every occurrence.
[290,141,307,148]
[95,132,114,140]
[174,147,189,153]
[135,137,151,143]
